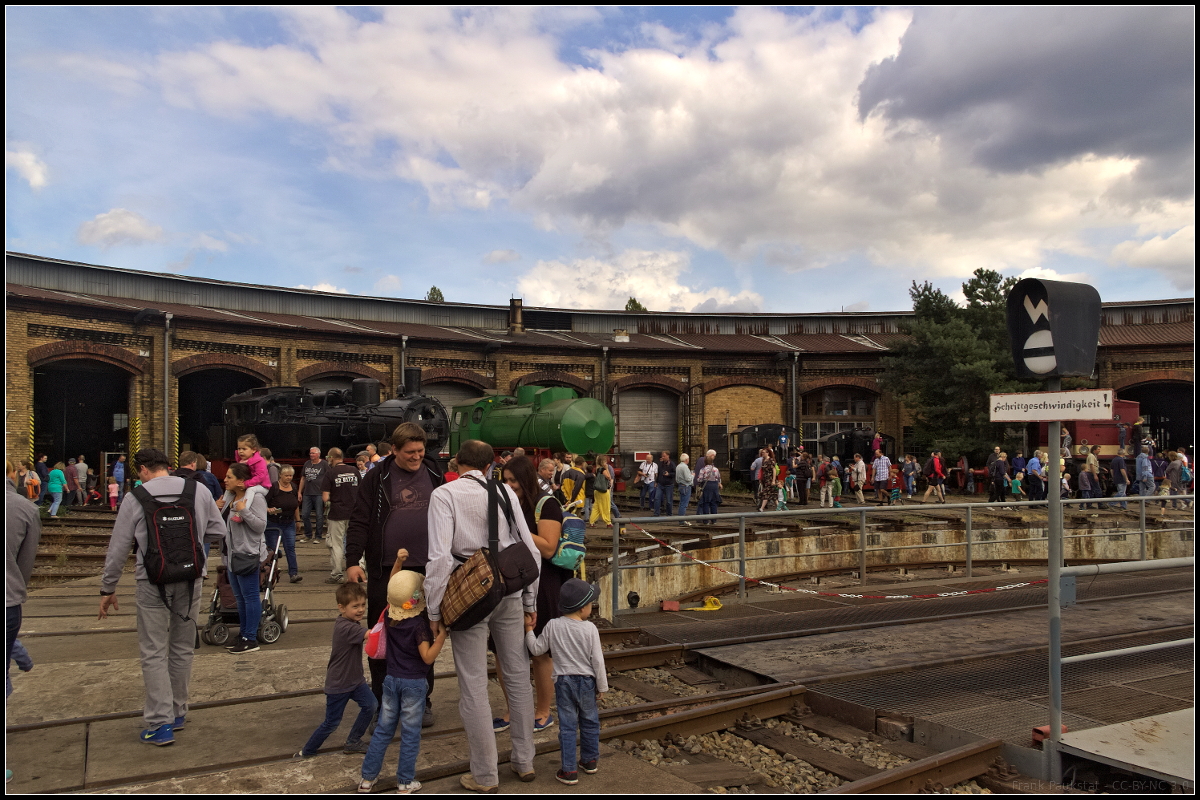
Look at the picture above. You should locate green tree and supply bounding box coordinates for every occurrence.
[624,296,648,312]
[425,286,445,303]
[879,269,1036,464]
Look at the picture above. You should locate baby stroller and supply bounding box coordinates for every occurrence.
[199,536,289,646]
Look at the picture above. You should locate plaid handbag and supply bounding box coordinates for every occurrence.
[442,477,535,631]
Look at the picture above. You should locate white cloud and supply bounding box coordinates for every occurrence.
[294,282,350,294]
[194,233,229,252]
[1110,226,1195,290]
[6,146,49,189]
[76,208,165,248]
[120,8,1193,288]
[483,249,520,264]
[373,275,403,295]
[1015,266,1092,284]
[516,248,762,312]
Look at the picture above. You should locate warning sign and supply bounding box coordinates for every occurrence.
[990,390,1114,422]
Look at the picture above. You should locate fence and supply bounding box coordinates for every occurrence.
[607,494,1195,621]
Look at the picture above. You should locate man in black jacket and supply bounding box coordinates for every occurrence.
[654,451,676,517]
[345,422,445,722]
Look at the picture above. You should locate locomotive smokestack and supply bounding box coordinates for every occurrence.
[403,367,423,397]
[508,298,525,336]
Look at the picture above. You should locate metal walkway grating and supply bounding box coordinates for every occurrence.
[809,631,1194,746]
[627,569,1192,644]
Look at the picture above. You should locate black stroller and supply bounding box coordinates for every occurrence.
[199,536,289,646]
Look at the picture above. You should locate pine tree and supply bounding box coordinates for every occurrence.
[879,269,1037,463]
[426,286,445,303]
[624,296,648,312]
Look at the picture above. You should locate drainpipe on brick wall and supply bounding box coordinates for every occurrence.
[400,335,408,396]
[791,351,799,430]
[164,312,173,461]
[601,346,609,403]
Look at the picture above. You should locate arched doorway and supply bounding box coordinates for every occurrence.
[178,369,265,456]
[615,388,680,456]
[423,382,485,416]
[34,359,131,466]
[1117,382,1194,452]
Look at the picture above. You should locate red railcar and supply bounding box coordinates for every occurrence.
[1037,399,1140,462]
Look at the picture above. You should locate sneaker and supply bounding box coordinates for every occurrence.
[229,638,259,654]
[289,574,303,583]
[343,739,368,754]
[139,724,174,746]
[556,769,579,786]
[396,781,422,794]
[459,774,499,794]
[173,715,185,731]
[358,778,378,794]
[422,704,435,728]
[511,764,535,782]
[533,714,555,731]
[491,717,510,733]
[326,576,343,584]
[293,751,312,760]
[581,760,598,774]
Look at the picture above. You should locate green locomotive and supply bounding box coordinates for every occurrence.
[449,385,615,457]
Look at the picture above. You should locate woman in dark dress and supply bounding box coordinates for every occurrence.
[493,455,569,732]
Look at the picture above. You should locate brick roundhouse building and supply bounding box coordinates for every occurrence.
[5,252,1194,477]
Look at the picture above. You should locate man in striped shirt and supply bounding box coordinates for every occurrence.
[872,450,892,503]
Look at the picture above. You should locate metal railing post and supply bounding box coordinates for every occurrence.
[738,515,747,600]
[611,517,621,621]
[965,505,973,578]
[1047,393,1064,784]
[1139,497,1147,561]
[859,509,868,586]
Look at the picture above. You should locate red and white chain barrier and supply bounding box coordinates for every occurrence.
[625,524,1048,600]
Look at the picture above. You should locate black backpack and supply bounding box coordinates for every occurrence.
[132,480,202,617]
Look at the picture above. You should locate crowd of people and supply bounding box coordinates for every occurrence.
[78,427,611,792]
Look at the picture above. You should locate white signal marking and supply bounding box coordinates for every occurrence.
[1024,296,1049,323]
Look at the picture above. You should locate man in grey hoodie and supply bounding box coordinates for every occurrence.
[98,449,227,746]
[7,459,41,691]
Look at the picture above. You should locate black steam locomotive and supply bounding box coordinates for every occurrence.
[208,368,450,463]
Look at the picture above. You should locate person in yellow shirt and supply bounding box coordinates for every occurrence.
[589,455,613,528]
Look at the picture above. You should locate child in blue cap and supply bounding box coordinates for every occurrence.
[525,578,607,785]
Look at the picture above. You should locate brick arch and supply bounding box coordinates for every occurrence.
[797,375,880,395]
[421,367,495,392]
[610,374,689,395]
[510,370,591,395]
[28,340,147,374]
[700,376,784,395]
[1109,369,1194,393]
[174,353,276,383]
[296,360,388,386]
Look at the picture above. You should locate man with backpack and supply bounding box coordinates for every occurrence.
[98,448,226,746]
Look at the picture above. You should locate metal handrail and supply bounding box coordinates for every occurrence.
[607,494,1194,620]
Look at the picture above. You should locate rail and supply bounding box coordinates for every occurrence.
[1046,554,1196,784]
[608,494,1195,620]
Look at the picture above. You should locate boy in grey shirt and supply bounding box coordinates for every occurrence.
[525,579,607,785]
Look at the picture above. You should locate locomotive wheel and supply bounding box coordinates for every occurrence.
[207,622,231,647]
[259,618,283,644]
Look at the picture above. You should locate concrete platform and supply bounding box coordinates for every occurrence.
[1058,708,1195,789]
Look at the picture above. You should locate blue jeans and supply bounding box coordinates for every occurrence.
[555,675,600,773]
[266,521,299,577]
[302,682,376,756]
[676,484,693,517]
[362,675,426,784]
[1139,477,1155,497]
[639,482,653,509]
[228,568,261,641]
[48,492,63,516]
[301,494,324,540]
[1110,482,1128,510]
[654,485,674,516]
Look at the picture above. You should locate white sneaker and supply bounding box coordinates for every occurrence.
[397,781,422,794]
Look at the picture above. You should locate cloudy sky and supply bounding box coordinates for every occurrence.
[6,7,1194,313]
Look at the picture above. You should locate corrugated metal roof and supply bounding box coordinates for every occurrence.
[1099,321,1196,347]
